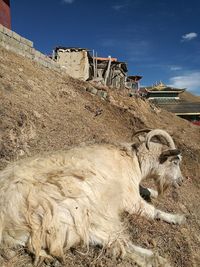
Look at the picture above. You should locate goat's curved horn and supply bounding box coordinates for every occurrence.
[159,149,181,163]
[145,129,176,150]
[132,128,152,139]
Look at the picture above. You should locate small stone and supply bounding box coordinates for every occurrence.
[97,90,103,97]
[86,86,93,92]
[19,149,25,156]
[91,88,98,95]
[102,92,108,99]
[33,110,42,118]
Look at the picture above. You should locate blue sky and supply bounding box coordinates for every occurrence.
[11,0,200,95]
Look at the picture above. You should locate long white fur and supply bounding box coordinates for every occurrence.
[0,132,184,266]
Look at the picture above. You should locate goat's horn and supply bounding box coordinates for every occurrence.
[145,129,176,150]
[159,149,181,163]
[132,128,152,139]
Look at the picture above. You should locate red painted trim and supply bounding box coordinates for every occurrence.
[192,121,200,126]
[0,0,11,29]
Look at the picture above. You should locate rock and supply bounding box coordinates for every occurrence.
[85,86,93,92]
[102,92,108,99]
[33,110,42,119]
[91,88,98,95]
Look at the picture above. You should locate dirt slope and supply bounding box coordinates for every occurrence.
[0,46,200,267]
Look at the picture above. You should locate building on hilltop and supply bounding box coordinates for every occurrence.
[53,47,91,81]
[126,75,143,93]
[92,56,128,89]
[141,81,185,100]
[140,82,200,125]
[0,0,11,29]
[53,47,128,89]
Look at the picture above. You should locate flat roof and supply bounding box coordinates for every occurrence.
[54,47,89,52]
[94,57,118,62]
[156,102,200,114]
[128,75,143,81]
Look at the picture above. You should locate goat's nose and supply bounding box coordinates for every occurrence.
[177,176,184,186]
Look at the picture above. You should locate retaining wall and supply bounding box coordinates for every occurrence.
[0,24,108,100]
[0,24,61,72]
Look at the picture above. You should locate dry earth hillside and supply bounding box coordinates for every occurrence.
[0,46,200,267]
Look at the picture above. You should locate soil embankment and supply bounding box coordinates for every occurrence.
[0,46,200,267]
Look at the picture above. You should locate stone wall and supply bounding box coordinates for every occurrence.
[0,24,61,72]
[0,24,108,100]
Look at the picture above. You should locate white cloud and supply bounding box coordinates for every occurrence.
[170,66,182,71]
[169,72,200,93]
[181,32,198,41]
[62,0,75,4]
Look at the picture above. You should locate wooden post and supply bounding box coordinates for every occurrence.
[95,52,98,79]
[92,50,96,79]
[104,56,112,86]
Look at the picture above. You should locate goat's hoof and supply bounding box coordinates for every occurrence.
[174,214,186,224]
[126,251,171,267]
[155,254,172,267]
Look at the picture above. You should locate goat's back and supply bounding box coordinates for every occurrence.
[0,144,140,259]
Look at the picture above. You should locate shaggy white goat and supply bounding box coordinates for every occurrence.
[0,129,185,266]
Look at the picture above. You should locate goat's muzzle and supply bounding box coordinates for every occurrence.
[173,176,184,188]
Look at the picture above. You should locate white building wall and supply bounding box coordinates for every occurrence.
[56,50,90,81]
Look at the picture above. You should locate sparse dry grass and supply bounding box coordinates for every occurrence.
[0,46,200,266]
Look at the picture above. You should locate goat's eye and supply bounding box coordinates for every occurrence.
[173,161,178,165]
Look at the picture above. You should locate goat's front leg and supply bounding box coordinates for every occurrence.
[147,188,158,199]
[138,199,186,224]
[125,241,171,267]
[139,185,158,202]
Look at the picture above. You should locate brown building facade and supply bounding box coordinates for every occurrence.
[0,0,11,29]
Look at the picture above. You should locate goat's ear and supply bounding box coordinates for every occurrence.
[131,143,140,151]
[159,149,181,164]
[138,136,145,142]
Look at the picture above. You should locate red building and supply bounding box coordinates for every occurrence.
[0,0,11,29]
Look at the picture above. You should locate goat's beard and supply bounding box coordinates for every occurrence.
[156,176,170,196]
